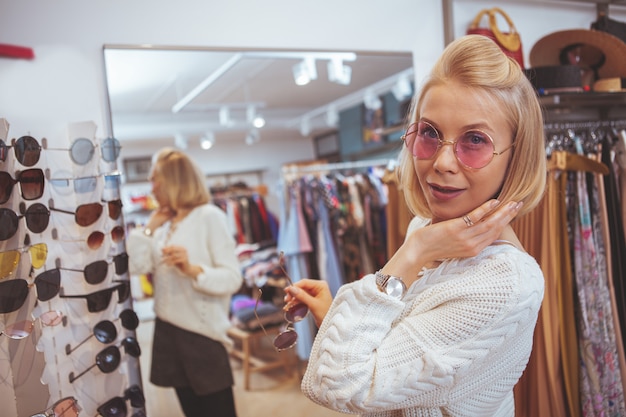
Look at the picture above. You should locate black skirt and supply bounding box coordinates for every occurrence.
[150,318,234,396]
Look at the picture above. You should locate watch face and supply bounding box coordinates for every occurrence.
[386,277,406,299]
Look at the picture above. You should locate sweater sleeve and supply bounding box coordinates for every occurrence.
[190,205,243,297]
[127,228,156,276]
[301,250,544,415]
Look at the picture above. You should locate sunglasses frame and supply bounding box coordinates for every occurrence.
[59,280,130,313]
[11,135,42,167]
[253,251,308,352]
[0,269,62,314]
[68,336,140,383]
[0,168,45,204]
[0,242,48,279]
[1,310,63,340]
[402,120,514,170]
[65,308,138,355]
[30,396,81,417]
[97,385,146,417]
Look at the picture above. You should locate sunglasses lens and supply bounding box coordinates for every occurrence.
[108,200,123,220]
[87,231,105,250]
[121,337,141,357]
[102,137,121,162]
[0,250,20,278]
[75,203,103,226]
[25,203,50,233]
[29,243,48,269]
[117,281,130,303]
[2,320,35,339]
[96,345,121,373]
[0,208,18,241]
[114,253,129,275]
[285,303,308,323]
[70,138,95,165]
[0,171,15,204]
[94,320,117,344]
[84,260,108,284]
[0,279,29,313]
[119,309,139,330]
[40,310,64,326]
[74,176,98,193]
[35,269,61,301]
[14,136,41,167]
[53,397,80,417]
[0,140,7,161]
[97,396,127,417]
[86,288,115,312]
[18,168,45,200]
[125,385,145,408]
[274,329,298,351]
[111,226,125,243]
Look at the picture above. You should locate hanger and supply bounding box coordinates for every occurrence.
[548,150,609,175]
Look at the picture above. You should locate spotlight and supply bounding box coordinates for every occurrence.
[363,89,382,111]
[246,104,266,128]
[292,57,317,86]
[219,106,232,126]
[245,129,260,145]
[253,115,266,128]
[327,57,351,85]
[392,74,413,101]
[200,132,215,150]
[174,133,188,149]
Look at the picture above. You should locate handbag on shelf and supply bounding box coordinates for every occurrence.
[467,7,525,68]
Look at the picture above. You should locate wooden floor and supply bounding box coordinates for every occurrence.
[135,319,345,417]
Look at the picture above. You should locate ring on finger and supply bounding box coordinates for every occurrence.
[463,215,474,227]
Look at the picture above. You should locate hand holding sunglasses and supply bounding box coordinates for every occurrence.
[254,252,309,351]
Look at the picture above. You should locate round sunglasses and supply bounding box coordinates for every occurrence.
[68,336,141,383]
[402,120,514,169]
[65,308,139,355]
[5,135,42,167]
[0,242,47,279]
[0,310,63,340]
[0,168,45,204]
[52,225,125,251]
[0,204,50,241]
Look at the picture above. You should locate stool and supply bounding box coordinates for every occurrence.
[227,326,294,390]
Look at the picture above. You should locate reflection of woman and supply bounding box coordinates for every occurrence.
[286,35,547,416]
[128,148,242,417]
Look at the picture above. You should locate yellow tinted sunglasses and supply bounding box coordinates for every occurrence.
[0,242,47,279]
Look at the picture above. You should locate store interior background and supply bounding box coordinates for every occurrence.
[2,0,626,416]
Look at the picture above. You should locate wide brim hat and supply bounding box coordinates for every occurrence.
[530,29,626,79]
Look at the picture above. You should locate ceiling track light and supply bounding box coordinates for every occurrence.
[200,131,215,150]
[327,57,352,85]
[219,106,232,126]
[292,57,317,86]
[245,128,261,145]
[391,74,413,101]
[174,133,188,149]
[363,88,382,111]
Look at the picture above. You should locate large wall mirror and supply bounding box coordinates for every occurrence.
[103,46,414,154]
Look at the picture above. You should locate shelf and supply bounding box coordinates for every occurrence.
[539,92,626,122]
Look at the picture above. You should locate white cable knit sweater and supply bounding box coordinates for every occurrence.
[301,243,544,417]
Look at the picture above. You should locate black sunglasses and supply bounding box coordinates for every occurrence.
[65,308,139,355]
[254,251,309,351]
[10,135,42,167]
[97,384,146,417]
[59,280,130,313]
[0,168,45,204]
[68,336,140,383]
[57,253,128,285]
[0,269,61,314]
[0,203,50,241]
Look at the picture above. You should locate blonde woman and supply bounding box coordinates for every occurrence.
[128,148,242,417]
[285,35,546,416]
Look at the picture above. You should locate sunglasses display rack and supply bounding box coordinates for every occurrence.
[0,119,145,417]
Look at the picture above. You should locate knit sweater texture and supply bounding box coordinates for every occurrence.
[301,243,544,417]
[127,203,242,348]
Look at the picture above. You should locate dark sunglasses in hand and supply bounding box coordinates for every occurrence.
[254,251,309,352]
[68,336,141,383]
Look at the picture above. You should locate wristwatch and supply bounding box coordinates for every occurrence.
[144,227,153,237]
[375,270,407,300]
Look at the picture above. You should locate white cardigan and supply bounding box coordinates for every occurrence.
[127,204,242,348]
[301,240,544,417]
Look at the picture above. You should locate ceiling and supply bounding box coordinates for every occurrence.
[103,46,414,148]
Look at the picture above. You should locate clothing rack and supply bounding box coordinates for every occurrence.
[281,158,395,178]
[544,119,626,132]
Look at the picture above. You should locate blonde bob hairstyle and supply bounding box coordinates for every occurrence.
[397,34,546,219]
[151,148,211,212]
